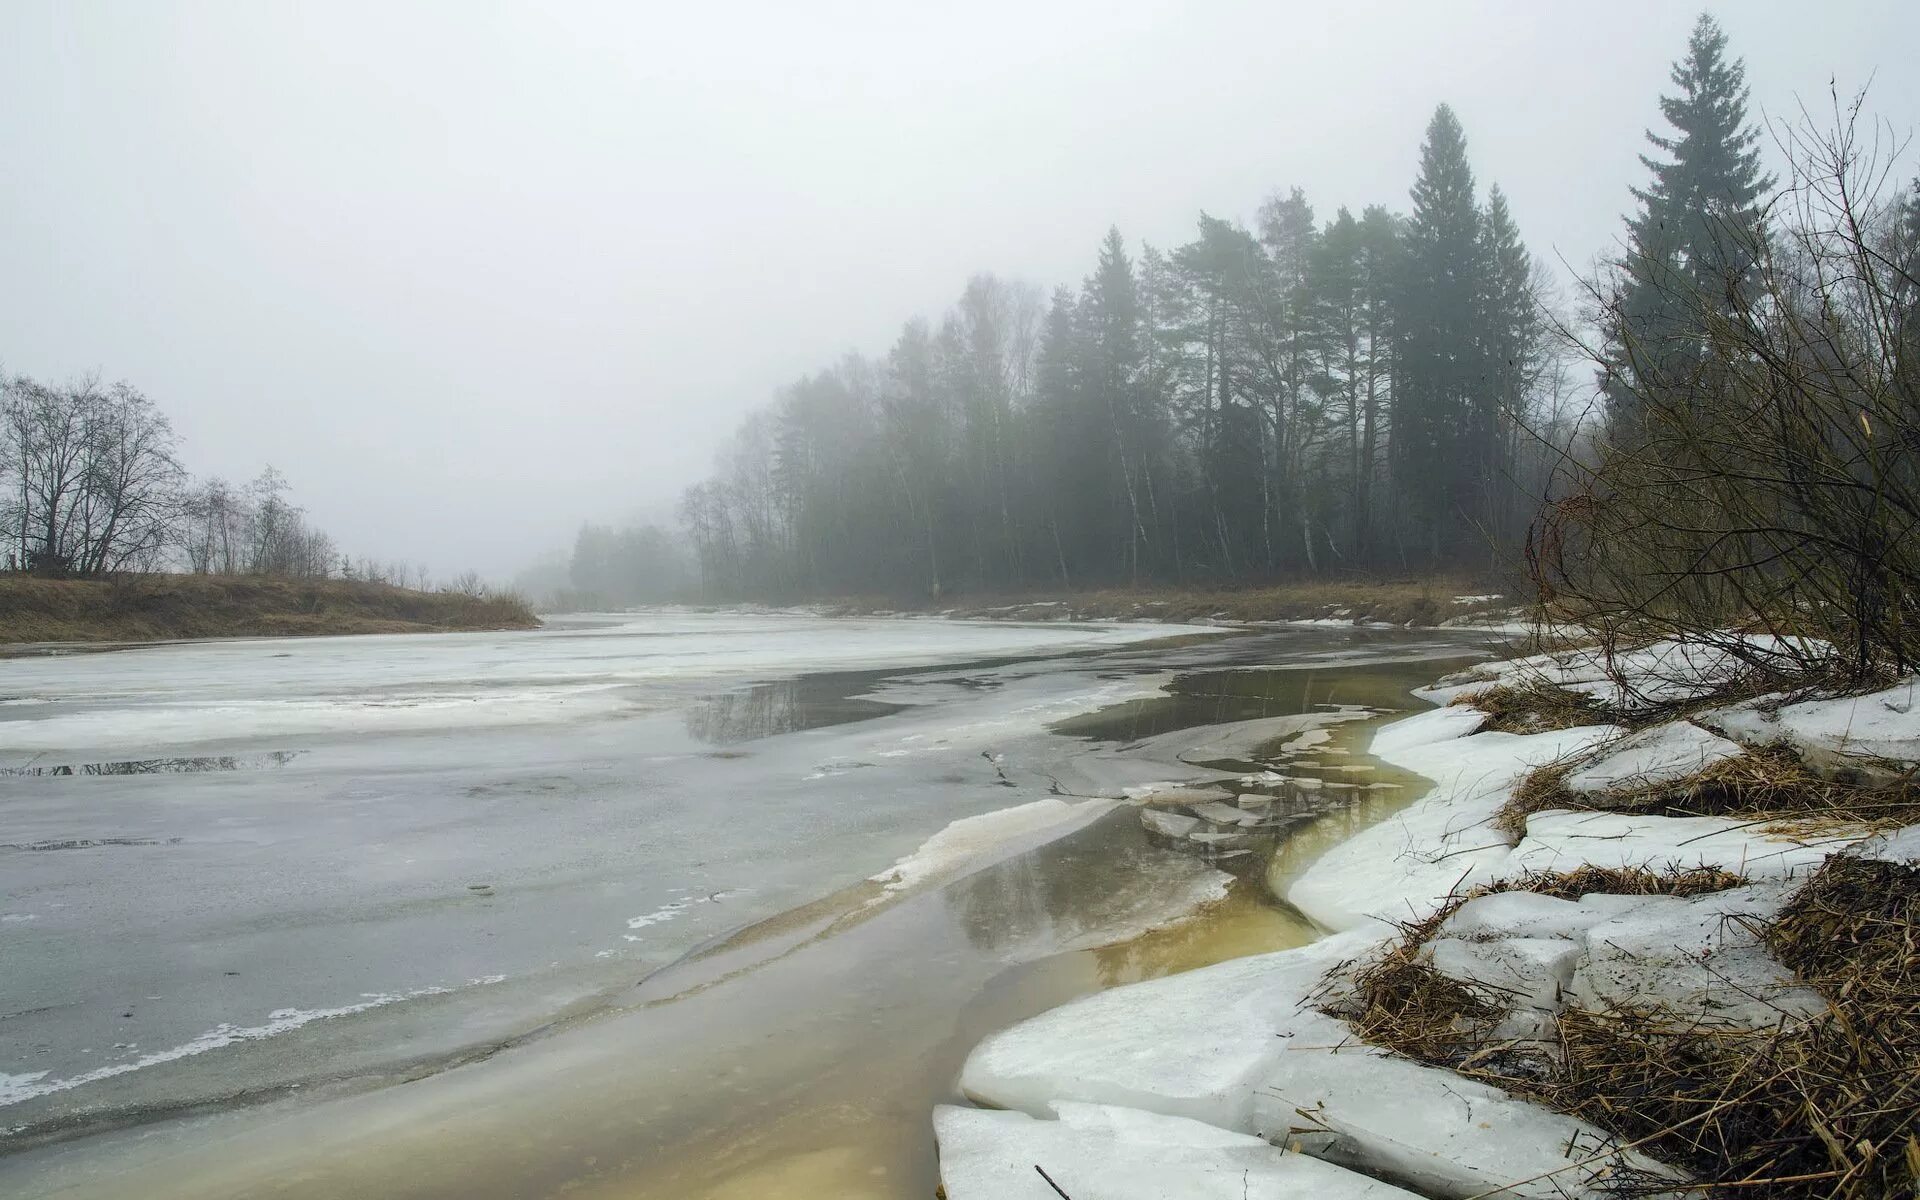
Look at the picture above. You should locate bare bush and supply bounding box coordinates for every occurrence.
[1,375,184,576]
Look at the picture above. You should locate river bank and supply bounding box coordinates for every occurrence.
[940,639,1920,1199]
[796,577,1525,630]
[0,574,539,645]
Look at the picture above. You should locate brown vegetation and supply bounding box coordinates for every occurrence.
[1336,865,1749,1064]
[1495,743,1920,842]
[0,574,539,645]
[1333,856,1920,1200]
[1454,681,1615,734]
[828,576,1523,628]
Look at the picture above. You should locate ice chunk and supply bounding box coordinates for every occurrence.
[1563,722,1746,794]
[1370,706,1487,755]
[934,1102,1421,1200]
[1510,810,1859,881]
[868,798,1115,894]
[1140,808,1199,839]
[1253,1044,1686,1199]
[1423,936,1583,1013]
[1191,799,1261,827]
[1437,891,1607,941]
[1567,883,1825,1027]
[959,929,1382,1131]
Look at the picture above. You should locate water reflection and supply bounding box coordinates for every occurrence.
[682,677,902,745]
[0,750,303,776]
[1050,662,1432,742]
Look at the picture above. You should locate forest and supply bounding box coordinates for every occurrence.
[678,16,1919,629]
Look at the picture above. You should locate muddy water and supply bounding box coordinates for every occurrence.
[7,655,1456,1200]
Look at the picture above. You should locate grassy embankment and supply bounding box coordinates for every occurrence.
[824,575,1522,628]
[0,574,540,645]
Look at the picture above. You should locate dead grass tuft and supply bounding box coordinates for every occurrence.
[1336,865,1748,1068]
[1336,855,1920,1199]
[1456,682,1616,734]
[1496,743,1920,843]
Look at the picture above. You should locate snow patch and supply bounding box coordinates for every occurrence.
[1563,721,1747,794]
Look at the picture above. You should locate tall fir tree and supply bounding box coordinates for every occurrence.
[1607,12,1773,430]
[1474,184,1540,550]
[1394,103,1486,562]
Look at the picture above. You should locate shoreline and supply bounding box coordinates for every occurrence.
[0,574,539,646]
[938,642,1920,1199]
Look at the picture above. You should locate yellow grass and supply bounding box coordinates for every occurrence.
[0,574,539,645]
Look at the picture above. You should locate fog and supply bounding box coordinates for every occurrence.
[2,0,1915,578]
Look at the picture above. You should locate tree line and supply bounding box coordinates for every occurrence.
[680,99,1573,600]
[0,373,440,587]
[680,14,1889,609]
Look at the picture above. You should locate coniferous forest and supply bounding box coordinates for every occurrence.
[679,15,1912,611]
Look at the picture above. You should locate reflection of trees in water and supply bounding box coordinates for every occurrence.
[1089,913,1230,988]
[1,750,302,776]
[945,822,1164,958]
[682,680,899,745]
[684,681,805,745]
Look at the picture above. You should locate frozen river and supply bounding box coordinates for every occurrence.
[0,610,1492,1196]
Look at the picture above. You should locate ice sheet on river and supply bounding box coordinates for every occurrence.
[935,1102,1421,1199]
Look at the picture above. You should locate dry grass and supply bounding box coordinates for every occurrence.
[0,574,539,644]
[1455,682,1616,734]
[1335,856,1920,1199]
[1336,866,1748,1065]
[1495,744,1920,842]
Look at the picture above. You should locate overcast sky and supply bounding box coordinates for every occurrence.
[3,1,1916,579]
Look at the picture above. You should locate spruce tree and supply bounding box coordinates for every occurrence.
[1394,103,1484,562]
[1475,184,1539,548]
[1608,13,1773,429]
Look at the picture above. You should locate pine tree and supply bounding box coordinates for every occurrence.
[1607,13,1773,430]
[1394,103,1485,562]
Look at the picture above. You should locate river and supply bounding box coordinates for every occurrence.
[0,610,1490,1198]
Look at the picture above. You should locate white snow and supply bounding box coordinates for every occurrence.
[1437,890,1606,941]
[935,1101,1422,1199]
[1857,824,1920,865]
[1566,884,1825,1027]
[1423,636,1818,712]
[1288,713,1616,932]
[1706,677,1920,774]
[1563,721,1747,794]
[1509,809,1860,880]
[619,889,741,941]
[869,797,1117,895]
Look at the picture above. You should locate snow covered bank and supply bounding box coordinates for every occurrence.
[937,638,1920,1199]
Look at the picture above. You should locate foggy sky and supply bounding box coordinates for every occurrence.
[3,1,1916,580]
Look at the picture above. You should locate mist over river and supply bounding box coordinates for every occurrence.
[1,611,1492,1198]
